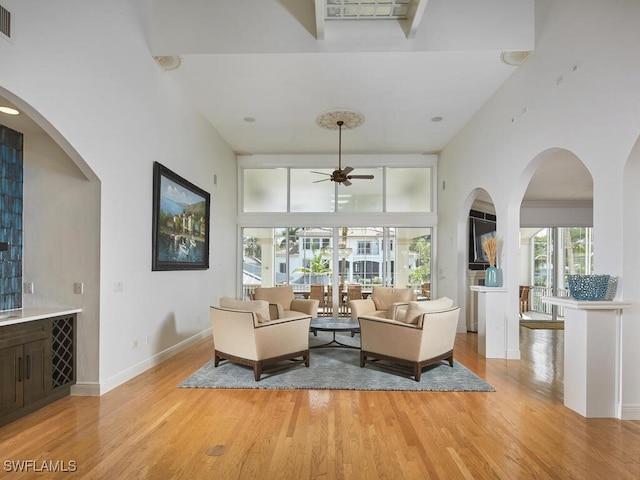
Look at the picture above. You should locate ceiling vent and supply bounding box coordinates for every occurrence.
[0,4,11,41]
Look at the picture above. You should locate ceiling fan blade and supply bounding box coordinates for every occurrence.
[342,179,352,186]
[347,175,375,179]
[311,171,331,176]
[313,178,331,183]
[342,166,354,175]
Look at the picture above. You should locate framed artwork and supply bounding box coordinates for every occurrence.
[152,162,210,271]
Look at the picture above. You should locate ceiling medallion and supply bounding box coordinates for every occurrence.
[500,51,531,67]
[316,110,365,130]
[154,55,182,71]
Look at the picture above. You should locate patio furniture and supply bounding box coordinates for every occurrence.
[211,299,312,381]
[309,284,326,316]
[326,284,345,316]
[519,285,531,315]
[345,284,363,316]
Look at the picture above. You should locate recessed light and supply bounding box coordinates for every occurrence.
[244,117,256,123]
[0,106,19,115]
[431,116,443,122]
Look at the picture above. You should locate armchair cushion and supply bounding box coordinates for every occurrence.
[371,286,414,311]
[254,286,319,318]
[219,297,271,323]
[254,286,294,309]
[401,297,454,325]
[350,287,414,320]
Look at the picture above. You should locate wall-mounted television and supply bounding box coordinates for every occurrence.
[469,216,496,264]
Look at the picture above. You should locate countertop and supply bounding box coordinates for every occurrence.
[0,307,82,327]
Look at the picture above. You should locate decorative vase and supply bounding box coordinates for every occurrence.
[485,266,501,287]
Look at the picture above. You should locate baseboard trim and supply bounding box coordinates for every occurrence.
[621,404,640,420]
[506,349,521,360]
[72,328,212,397]
[71,382,101,396]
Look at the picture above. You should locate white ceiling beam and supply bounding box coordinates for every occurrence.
[315,0,325,40]
[403,0,429,39]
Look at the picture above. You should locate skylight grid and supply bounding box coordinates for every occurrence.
[326,0,410,19]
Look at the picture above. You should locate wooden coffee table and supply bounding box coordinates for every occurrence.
[309,317,360,349]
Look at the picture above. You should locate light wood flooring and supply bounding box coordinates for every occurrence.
[1,327,639,479]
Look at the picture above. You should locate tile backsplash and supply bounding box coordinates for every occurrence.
[0,125,23,311]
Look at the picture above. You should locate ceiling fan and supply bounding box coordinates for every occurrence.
[312,120,374,187]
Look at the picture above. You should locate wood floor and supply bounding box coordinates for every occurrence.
[1,327,640,479]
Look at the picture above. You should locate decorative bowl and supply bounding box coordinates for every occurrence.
[566,274,611,301]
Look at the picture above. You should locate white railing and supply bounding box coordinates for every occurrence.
[531,286,569,317]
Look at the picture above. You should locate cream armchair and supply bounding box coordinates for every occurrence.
[211,297,312,381]
[358,298,459,382]
[349,286,415,321]
[254,286,319,319]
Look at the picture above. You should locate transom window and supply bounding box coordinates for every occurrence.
[242,166,432,213]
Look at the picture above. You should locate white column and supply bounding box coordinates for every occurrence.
[543,297,630,418]
[470,286,508,358]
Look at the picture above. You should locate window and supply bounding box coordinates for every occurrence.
[242,226,432,305]
[241,166,432,213]
[529,227,593,313]
[386,168,431,212]
[243,169,287,212]
[357,241,378,255]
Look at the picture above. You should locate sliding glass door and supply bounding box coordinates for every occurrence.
[529,226,593,316]
[242,226,432,316]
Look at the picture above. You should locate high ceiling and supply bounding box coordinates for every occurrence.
[0,1,593,206]
[150,0,535,155]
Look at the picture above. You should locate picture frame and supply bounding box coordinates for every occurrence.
[152,162,210,271]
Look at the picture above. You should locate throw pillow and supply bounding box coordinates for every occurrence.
[387,302,410,321]
[219,297,271,323]
[402,297,454,325]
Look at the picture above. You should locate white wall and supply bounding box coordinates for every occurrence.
[0,0,238,394]
[520,204,592,228]
[438,0,640,418]
[21,132,101,385]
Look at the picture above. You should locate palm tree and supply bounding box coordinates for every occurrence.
[294,248,331,282]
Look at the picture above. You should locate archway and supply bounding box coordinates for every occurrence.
[518,148,593,319]
[515,148,593,398]
[459,187,496,333]
[0,89,101,388]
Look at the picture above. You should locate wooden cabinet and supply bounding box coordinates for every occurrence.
[0,338,51,417]
[0,314,75,426]
[0,344,24,416]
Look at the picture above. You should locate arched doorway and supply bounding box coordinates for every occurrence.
[462,188,496,332]
[519,148,593,320]
[0,89,101,388]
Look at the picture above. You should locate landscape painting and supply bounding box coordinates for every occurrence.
[152,162,210,271]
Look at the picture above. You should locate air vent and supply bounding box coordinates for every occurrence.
[0,4,10,40]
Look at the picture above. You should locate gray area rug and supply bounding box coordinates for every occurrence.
[178,332,495,392]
